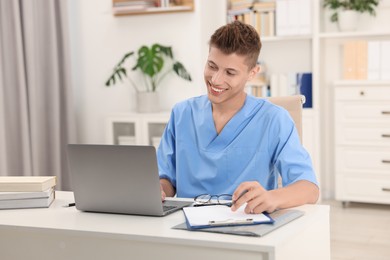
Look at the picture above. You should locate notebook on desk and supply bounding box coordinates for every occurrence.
[67,144,192,216]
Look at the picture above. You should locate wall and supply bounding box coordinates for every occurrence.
[67,0,226,144]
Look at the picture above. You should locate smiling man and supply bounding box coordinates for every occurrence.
[158,21,319,214]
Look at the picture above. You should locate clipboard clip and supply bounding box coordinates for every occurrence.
[208,218,254,226]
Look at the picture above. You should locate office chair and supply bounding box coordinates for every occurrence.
[267,95,305,188]
[267,95,305,144]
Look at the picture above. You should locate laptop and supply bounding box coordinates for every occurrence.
[67,144,192,216]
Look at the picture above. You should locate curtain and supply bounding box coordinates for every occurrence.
[0,0,76,190]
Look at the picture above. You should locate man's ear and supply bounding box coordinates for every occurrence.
[248,65,260,81]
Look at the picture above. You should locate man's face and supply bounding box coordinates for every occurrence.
[204,46,258,106]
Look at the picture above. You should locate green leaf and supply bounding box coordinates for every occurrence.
[173,62,192,81]
[105,52,134,87]
[132,45,164,78]
[152,44,173,59]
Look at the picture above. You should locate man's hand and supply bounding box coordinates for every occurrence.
[160,183,166,202]
[230,180,319,214]
[230,181,278,214]
[159,178,175,200]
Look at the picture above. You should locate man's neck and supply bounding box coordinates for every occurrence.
[212,92,247,116]
[211,93,246,134]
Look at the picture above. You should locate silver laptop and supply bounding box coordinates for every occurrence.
[67,144,192,216]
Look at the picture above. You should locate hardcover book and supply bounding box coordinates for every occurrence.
[0,176,56,192]
[0,189,55,209]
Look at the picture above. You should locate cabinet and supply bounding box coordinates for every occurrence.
[112,0,194,16]
[106,112,170,148]
[334,82,390,205]
[318,9,390,199]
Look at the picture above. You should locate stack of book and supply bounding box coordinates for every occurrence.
[0,176,56,209]
[112,0,157,15]
[227,0,253,24]
[252,1,276,37]
[343,40,390,81]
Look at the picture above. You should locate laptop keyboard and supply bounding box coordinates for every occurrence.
[163,205,177,212]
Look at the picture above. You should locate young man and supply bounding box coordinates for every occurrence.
[158,21,319,214]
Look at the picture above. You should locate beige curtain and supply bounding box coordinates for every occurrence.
[0,0,76,190]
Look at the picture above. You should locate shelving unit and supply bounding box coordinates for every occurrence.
[106,112,170,148]
[112,0,194,16]
[227,0,321,186]
[318,2,390,200]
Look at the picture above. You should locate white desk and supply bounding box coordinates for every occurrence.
[0,191,330,260]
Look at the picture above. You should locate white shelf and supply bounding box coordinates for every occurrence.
[262,35,312,42]
[333,80,390,86]
[319,30,390,39]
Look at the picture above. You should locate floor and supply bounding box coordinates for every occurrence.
[320,200,390,260]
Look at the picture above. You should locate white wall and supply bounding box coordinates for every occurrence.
[68,0,226,144]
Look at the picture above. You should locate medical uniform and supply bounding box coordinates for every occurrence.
[157,95,318,198]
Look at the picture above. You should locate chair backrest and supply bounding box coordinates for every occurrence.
[267,95,305,143]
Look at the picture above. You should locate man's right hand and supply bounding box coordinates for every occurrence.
[160,183,166,202]
[160,178,175,199]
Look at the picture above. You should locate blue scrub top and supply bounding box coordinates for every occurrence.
[157,95,318,198]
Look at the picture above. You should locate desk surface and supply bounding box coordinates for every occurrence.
[0,191,330,260]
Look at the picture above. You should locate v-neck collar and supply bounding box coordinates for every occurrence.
[200,95,260,152]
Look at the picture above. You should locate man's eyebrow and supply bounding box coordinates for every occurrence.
[208,60,239,73]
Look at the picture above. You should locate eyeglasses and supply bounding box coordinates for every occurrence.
[193,194,233,207]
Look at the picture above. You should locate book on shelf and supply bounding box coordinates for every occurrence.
[269,72,312,108]
[228,0,276,37]
[0,176,56,192]
[344,40,390,81]
[0,188,55,210]
[275,0,311,36]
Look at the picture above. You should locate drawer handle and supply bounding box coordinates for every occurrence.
[382,111,390,115]
[382,188,390,192]
[382,160,390,164]
[382,134,390,138]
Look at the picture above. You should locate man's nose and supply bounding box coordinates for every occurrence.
[211,71,224,85]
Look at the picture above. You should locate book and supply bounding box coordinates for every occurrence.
[183,205,274,229]
[0,189,55,209]
[0,176,56,192]
[0,187,54,201]
[367,41,381,80]
[297,73,312,108]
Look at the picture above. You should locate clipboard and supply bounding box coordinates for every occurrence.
[173,209,304,237]
[183,205,274,229]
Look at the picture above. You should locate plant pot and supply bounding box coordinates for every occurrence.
[338,10,359,31]
[137,92,159,113]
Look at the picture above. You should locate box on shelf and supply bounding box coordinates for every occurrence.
[118,135,136,145]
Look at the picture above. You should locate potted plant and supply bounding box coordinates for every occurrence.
[106,43,192,113]
[323,0,379,31]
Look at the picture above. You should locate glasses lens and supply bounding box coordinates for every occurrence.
[195,194,211,203]
[218,194,233,203]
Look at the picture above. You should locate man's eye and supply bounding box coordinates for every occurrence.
[226,71,235,76]
[208,63,217,70]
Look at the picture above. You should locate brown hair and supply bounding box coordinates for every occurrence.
[209,21,261,69]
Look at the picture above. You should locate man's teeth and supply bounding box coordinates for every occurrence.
[211,86,224,93]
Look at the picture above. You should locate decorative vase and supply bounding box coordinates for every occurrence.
[338,10,359,31]
[136,92,159,113]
